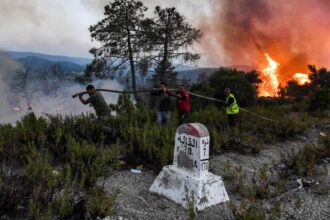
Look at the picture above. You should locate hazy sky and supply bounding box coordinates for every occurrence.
[0,0,214,60]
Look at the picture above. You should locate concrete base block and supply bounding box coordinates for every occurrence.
[149,165,229,211]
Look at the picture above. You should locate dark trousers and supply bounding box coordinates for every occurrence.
[227,114,238,127]
[178,112,190,124]
[97,112,112,133]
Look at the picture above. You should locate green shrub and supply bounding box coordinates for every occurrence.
[283,137,330,177]
[253,166,271,199]
[58,187,73,217]
[0,112,119,219]
[229,202,265,220]
[86,186,119,218]
[318,132,330,154]
[209,68,258,107]
[0,91,318,218]
[273,117,308,138]
[190,68,258,110]
[309,88,330,111]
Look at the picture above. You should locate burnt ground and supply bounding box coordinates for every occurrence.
[100,127,330,220]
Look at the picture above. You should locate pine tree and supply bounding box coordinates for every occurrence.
[88,0,148,101]
[145,7,202,85]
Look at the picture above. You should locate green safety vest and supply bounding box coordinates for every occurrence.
[226,94,239,115]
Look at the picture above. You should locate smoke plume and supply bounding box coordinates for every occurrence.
[0,53,121,124]
[200,0,330,83]
[0,53,21,121]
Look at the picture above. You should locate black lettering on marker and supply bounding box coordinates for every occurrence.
[194,160,197,168]
[188,147,192,155]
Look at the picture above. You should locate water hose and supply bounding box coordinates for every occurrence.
[72,89,276,123]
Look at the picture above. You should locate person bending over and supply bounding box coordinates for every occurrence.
[78,85,112,133]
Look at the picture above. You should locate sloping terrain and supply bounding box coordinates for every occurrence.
[17,56,85,75]
[4,51,91,66]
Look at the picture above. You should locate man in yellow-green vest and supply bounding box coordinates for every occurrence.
[224,88,239,127]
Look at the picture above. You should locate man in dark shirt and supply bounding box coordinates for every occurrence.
[78,85,112,133]
[151,82,172,124]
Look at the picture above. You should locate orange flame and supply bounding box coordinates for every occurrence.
[258,53,280,97]
[293,73,310,85]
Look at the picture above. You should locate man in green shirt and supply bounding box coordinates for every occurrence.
[78,85,112,133]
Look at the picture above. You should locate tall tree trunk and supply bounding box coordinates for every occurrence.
[161,37,168,82]
[127,33,140,101]
[125,12,140,102]
[160,16,170,82]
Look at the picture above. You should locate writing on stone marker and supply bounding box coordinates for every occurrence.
[175,133,210,172]
[177,135,198,148]
[150,123,230,210]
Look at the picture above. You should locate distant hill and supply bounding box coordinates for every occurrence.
[177,68,218,84]
[4,51,91,66]
[177,65,256,84]
[225,65,257,72]
[17,56,85,75]
[2,51,256,84]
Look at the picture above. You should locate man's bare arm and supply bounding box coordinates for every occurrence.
[79,93,90,105]
[162,87,169,97]
[167,90,181,99]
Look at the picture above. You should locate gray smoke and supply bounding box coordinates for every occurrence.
[0,53,21,121]
[1,0,212,62]
[0,53,122,124]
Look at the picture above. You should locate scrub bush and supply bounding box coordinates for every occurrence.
[282,135,330,177]
[309,88,330,111]
[190,68,258,110]
[0,93,314,219]
[0,113,119,219]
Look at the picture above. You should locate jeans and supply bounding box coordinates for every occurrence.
[157,111,171,125]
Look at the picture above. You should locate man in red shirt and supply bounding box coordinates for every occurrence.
[170,85,190,124]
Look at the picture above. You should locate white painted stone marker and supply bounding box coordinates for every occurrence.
[149,123,229,211]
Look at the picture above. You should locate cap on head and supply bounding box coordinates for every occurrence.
[224,88,231,93]
[86,84,95,91]
[160,82,168,87]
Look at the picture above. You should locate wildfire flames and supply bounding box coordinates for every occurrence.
[259,53,280,97]
[293,73,310,85]
[258,54,312,96]
[200,0,330,97]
